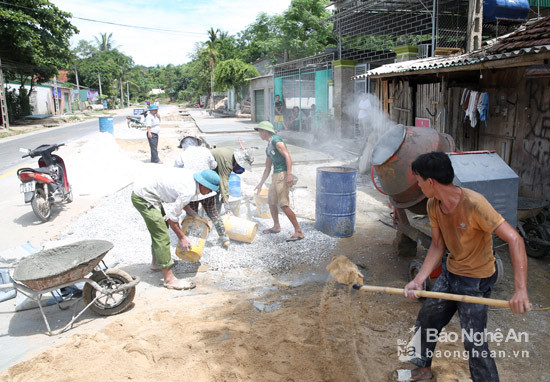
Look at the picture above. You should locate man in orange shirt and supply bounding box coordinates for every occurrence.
[402,152,530,382]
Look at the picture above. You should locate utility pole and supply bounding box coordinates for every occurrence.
[74,65,82,111]
[53,74,60,115]
[431,0,438,56]
[126,81,130,107]
[119,78,124,108]
[98,72,103,98]
[0,57,9,129]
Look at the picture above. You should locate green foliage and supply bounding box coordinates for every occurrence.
[94,32,118,51]
[5,88,31,121]
[0,0,78,82]
[214,59,259,90]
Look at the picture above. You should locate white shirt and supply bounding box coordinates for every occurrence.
[174,146,217,174]
[173,147,218,200]
[145,113,160,134]
[133,167,199,222]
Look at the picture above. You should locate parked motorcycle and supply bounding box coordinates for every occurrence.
[126,115,146,129]
[17,143,73,222]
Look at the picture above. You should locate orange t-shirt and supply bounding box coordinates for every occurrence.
[427,188,505,278]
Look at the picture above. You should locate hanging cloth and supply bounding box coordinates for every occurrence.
[466,91,480,127]
[478,92,489,127]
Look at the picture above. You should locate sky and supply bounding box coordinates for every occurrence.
[51,0,292,67]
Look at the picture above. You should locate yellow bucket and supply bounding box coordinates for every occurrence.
[255,188,271,218]
[222,215,258,243]
[176,216,211,261]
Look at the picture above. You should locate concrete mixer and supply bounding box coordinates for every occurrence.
[370,124,522,289]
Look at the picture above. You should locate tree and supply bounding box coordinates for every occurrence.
[0,0,78,118]
[214,59,259,103]
[279,0,336,60]
[94,32,117,52]
[74,49,133,104]
[234,1,335,63]
[206,27,219,109]
[214,59,259,90]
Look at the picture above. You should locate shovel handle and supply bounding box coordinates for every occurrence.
[352,284,510,308]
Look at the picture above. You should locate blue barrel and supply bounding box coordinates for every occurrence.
[228,172,241,197]
[484,0,530,22]
[99,116,114,134]
[315,166,357,237]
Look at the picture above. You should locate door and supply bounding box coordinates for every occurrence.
[254,89,265,122]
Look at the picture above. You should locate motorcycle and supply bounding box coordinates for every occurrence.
[17,143,73,222]
[126,115,146,129]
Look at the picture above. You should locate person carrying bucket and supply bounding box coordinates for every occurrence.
[399,152,529,382]
[254,121,304,242]
[174,136,232,249]
[131,167,220,290]
[210,146,254,215]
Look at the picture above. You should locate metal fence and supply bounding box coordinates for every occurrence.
[273,53,334,132]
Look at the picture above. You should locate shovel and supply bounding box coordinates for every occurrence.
[327,255,511,309]
[351,284,510,308]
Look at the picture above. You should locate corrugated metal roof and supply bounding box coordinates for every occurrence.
[355,45,550,78]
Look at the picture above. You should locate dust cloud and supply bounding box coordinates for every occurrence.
[326,255,364,285]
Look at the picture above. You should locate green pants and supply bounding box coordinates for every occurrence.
[131,192,174,269]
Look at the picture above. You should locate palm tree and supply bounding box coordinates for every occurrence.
[206,28,219,110]
[94,32,116,51]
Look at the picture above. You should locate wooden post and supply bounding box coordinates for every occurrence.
[74,66,82,111]
[119,78,124,108]
[0,57,9,129]
[53,75,60,115]
[98,72,103,98]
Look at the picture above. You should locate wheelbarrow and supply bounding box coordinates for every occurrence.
[0,240,140,335]
[517,196,550,258]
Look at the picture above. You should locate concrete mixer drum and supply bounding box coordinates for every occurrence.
[371,124,455,214]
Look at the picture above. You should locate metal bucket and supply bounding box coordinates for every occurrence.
[315,166,357,237]
[371,124,454,213]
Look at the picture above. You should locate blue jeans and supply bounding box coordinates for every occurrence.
[410,263,499,382]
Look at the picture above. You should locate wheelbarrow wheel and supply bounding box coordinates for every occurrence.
[83,268,136,316]
[523,222,550,258]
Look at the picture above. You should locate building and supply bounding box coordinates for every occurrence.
[7,80,74,116]
[355,16,550,199]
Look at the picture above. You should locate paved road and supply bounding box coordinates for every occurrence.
[0,114,128,175]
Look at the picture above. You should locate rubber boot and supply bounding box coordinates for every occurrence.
[214,218,230,249]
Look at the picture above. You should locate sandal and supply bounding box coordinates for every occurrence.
[286,234,304,242]
[263,228,281,234]
[164,280,196,290]
[392,369,433,381]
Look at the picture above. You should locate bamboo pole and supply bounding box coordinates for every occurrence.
[352,284,511,308]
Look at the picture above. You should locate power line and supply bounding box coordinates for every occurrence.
[0,1,208,37]
[72,16,207,36]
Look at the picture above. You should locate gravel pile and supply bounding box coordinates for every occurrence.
[60,185,336,275]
